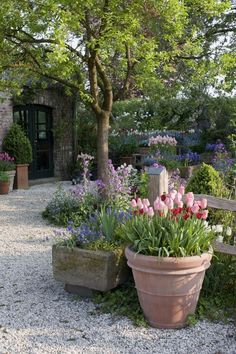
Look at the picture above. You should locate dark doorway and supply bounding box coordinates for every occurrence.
[13,105,54,179]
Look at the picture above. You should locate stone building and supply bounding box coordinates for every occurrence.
[0,87,76,180]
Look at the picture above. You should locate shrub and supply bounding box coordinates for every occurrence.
[42,185,100,227]
[2,123,32,164]
[186,163,226,197]
[186,163,234,227]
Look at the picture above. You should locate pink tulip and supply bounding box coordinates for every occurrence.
[143,199,150,207]
[201,210,209,219]
[169,190,177,200]
[154,198,166,211]
[147,207,154,217]
[131,199,137,208]
[165,197,174,210]
[191,203,200,214]
[137,198,143,209]
[143,204,149,213]
[200,198,207,209]
[174,192,182,204]
[177,201,183,208]
[185,192,194,202]
[186,199,194,208]
[178,185,185,195]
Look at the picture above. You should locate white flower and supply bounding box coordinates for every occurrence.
[215,225,223,233]
[216,235,224,243]
[226,227,232,236]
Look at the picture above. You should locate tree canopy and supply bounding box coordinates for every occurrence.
[0,0,235,182]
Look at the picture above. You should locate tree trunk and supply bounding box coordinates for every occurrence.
[96,110,110,185]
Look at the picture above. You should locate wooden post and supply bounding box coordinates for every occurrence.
[147,167,168,206]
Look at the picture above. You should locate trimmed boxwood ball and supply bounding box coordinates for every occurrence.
[186,163,226,197]
[186,163,234,228]
[3,123,33,164]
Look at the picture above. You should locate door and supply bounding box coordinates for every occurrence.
[13,105,54,179]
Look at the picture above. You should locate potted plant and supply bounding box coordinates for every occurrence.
[0,152,16,192]
[119,135,138,165]
[3,123,32,189]
[52,207,131,296]
[177,151,201,178]
[0,171,10,194]
[121,189,214,328]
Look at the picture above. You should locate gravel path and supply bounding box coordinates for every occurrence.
[0,183,235,354]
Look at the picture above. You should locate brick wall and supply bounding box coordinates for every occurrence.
[0,88,75,180]
[0,94,13,148]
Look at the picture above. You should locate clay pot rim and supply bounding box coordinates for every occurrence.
[16,164,29,167]
[125,245,213,265]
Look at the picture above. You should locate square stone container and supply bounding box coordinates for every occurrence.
[52,245,130,295]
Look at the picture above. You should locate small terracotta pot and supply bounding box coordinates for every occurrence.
[0,181,10,195]
[14,164,29,189]
[125,246,212,329]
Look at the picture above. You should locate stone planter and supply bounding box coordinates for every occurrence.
[6,170,16,192]
[52,245,130,296]
[14,164,29,189]
[179,165,200,179]
[0,181,10,195]
[125,246,212,329]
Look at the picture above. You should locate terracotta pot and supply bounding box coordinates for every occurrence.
[125,246,212,329]
[0,181,10,195]
[14,164,29,189]
[6,170,16,192]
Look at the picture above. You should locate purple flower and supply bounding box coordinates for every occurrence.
[0,152,14,162]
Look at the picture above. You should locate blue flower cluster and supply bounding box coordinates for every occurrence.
[205,143,226,152]
[177,151,200,165]
[66,208,132,245]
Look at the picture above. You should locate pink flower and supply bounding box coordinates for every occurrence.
[137,198,143,209]
[143,199,150,207]
[169,190,177,200]
[177,201,183,208]
[147,207,154,217]
[154,198,166,211]
[201,210,209,219]
[191,203,200,214]
[131,199,137,208]
[186,199,194,208]
[200,198,207,209]
[178,185,185,195]
[174,192,182,204]
[165,197,174,210]
[143,204,149,213]
[185,192,194,202]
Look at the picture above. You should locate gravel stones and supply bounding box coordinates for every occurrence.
[0,183,236,354]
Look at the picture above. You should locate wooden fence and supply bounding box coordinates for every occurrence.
[196,194,236,256]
